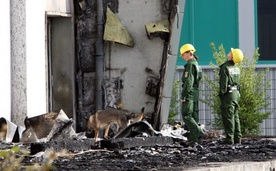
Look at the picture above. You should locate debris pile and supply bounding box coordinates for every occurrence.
[1,111,276,170]
[20,137,276,171]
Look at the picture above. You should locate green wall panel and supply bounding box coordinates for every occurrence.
[177,0,239,66]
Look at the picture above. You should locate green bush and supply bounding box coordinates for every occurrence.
[168,79,180,124]
[201,43,272,136]
[0,146,56,171]
[0,146,23,171]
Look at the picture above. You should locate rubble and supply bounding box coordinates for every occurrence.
[1,112,276,170]
[10,137,276,171]
[0,117,24,143]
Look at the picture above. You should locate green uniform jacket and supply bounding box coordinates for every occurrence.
[219,60,240,102]
[181,58,200,101]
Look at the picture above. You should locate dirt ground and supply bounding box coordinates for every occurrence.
[2,137,276,171]
[51,138,276,171]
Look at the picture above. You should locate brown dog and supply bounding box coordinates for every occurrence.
[87,107,145,142]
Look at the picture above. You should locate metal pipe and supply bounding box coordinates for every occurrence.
[95,0,104,110]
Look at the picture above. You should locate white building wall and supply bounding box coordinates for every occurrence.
[238,0,256,59]
[46,0,72,16]
[26,0,48,117]
[0,0,11,120]
[0,0,73,124]
[25,0,73,117]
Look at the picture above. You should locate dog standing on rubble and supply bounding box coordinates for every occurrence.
[87,106,145,142]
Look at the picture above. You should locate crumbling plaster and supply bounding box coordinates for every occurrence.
[106,0,168,113]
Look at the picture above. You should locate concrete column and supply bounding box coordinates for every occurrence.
[10,0,27,126]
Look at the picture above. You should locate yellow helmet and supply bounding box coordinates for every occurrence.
[180,44,196,55]
[231,48,244,64]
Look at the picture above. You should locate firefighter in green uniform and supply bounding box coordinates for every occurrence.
[219,48,244,145]
[180,44,205,144]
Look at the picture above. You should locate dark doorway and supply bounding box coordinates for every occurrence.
[47,16,76,122]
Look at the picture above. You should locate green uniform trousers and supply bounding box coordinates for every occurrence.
[192,88,200,124]
[182,100,201,142]
[192,100,199,124]
[220,92,242,144]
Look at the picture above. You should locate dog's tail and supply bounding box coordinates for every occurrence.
[130,107,145,123]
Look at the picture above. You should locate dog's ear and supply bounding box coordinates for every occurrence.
[84,114,91,121]
[24,116,31,128]
[141,107,145,113]
[115,101,123,109]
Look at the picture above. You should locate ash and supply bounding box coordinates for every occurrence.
[1,137,275,171]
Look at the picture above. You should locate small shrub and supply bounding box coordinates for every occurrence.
[201,43,272,136]
[168,80,181,124]
[0,146,23,171]
[0,146,57,171]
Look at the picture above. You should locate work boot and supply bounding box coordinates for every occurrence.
[234,139,241,145]
[182,141,197,147]
[198,131,208,144]
[183,131,190,138]
[220,139,234,145]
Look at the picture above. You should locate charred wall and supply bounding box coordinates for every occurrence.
[75,0,120,131]
[74,0,174,131]
[75,0,97,131]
